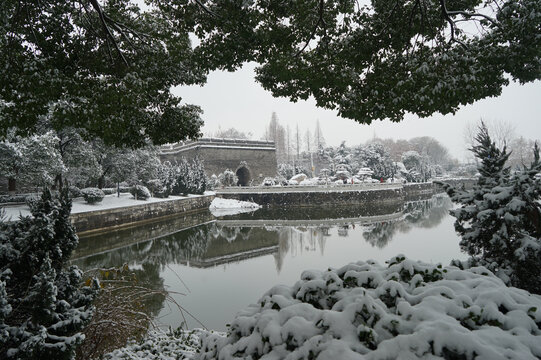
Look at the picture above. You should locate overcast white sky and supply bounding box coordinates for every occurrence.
[173,62,541,161]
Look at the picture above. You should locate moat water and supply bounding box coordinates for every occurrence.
[72,194,465,331]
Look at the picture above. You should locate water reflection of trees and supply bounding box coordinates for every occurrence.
[363,195,453,248]
[73,195,454,286]
[273,227,329,272]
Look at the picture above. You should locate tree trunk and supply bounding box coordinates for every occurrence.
[55,174,63,191]
[8,178,16,194]
[98,175,105,189]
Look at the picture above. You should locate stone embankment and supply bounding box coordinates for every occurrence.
[215,179,474,206]
[71,194,215,235]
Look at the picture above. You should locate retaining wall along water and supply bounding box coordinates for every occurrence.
[70,194,215,235]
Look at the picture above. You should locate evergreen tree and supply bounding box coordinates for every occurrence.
[0,189,96,359]
[189,157,207,195]
[171,158,190,196]
[442,123,541,293]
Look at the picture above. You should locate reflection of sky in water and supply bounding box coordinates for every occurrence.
[74,195,465,331]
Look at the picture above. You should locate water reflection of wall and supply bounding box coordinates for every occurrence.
[73,210,215,259]
[74,195,454,279]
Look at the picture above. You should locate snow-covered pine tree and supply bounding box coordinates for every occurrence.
[189,157,207,195]
[358,143,394,180]
[0,189,96,359]
[156,161,176,196]
[171,158,190,195]
[441,123,541,293]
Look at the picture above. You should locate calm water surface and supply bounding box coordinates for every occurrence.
[72,194,465,331]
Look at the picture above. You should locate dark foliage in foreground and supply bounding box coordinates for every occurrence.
[0,190,96,359]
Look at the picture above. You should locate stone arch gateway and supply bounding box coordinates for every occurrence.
[236,166,251,186]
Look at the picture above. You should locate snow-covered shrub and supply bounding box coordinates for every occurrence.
[189,157,207,195]
[171,157,207,195]
[357,167,374,181]
[104,328,206,360]
[218,169,238,187]
[146,179,168,198]
[0,194,30,204]
[0,189,96,359]
[207,174,220,190]
[277,163,295,180]
[171,159,190,195]
[155,161,176,195]
[262,177,275,186]
[101,187,131,195]
[333,169,350,181]
[288,179,300,185]
[130,185,151,200]
[440,123,541,294]
[273,175,288,186]
[198,255,541,360]
[357,142,394,180]
[299,178,318,186]
[81,187,105,204]
[68,185,83,198]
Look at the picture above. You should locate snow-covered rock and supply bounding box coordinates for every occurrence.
[198,255,541,360]
[290,173,308,183]
[299,178,319,186]
[209,197,261,217]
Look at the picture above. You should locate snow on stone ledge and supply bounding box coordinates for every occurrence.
[2,192,216,221]
[209,197,261,217]
[198,255,541,360]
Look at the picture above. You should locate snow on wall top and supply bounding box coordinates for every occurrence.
[160,138,276,154]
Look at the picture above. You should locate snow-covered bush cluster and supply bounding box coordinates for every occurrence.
[148,158,207,196]
[81,187,106,204]
[68,185,83,198]
[170,157,207,195]
[0,193,31,204]
[144,179,167,198]
[130,185,151,200]
[441,123,541,294]
[217,169,238,187]
[198,255,541,360]
[262,177,276,186]
[0,189,96,359]
[104,328,207,360]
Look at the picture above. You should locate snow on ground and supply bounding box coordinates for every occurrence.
[1,191,215,221]
[71,193,190,213]
[104,255,541,360]
[209,197,261,217]
[1,205,31,221]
